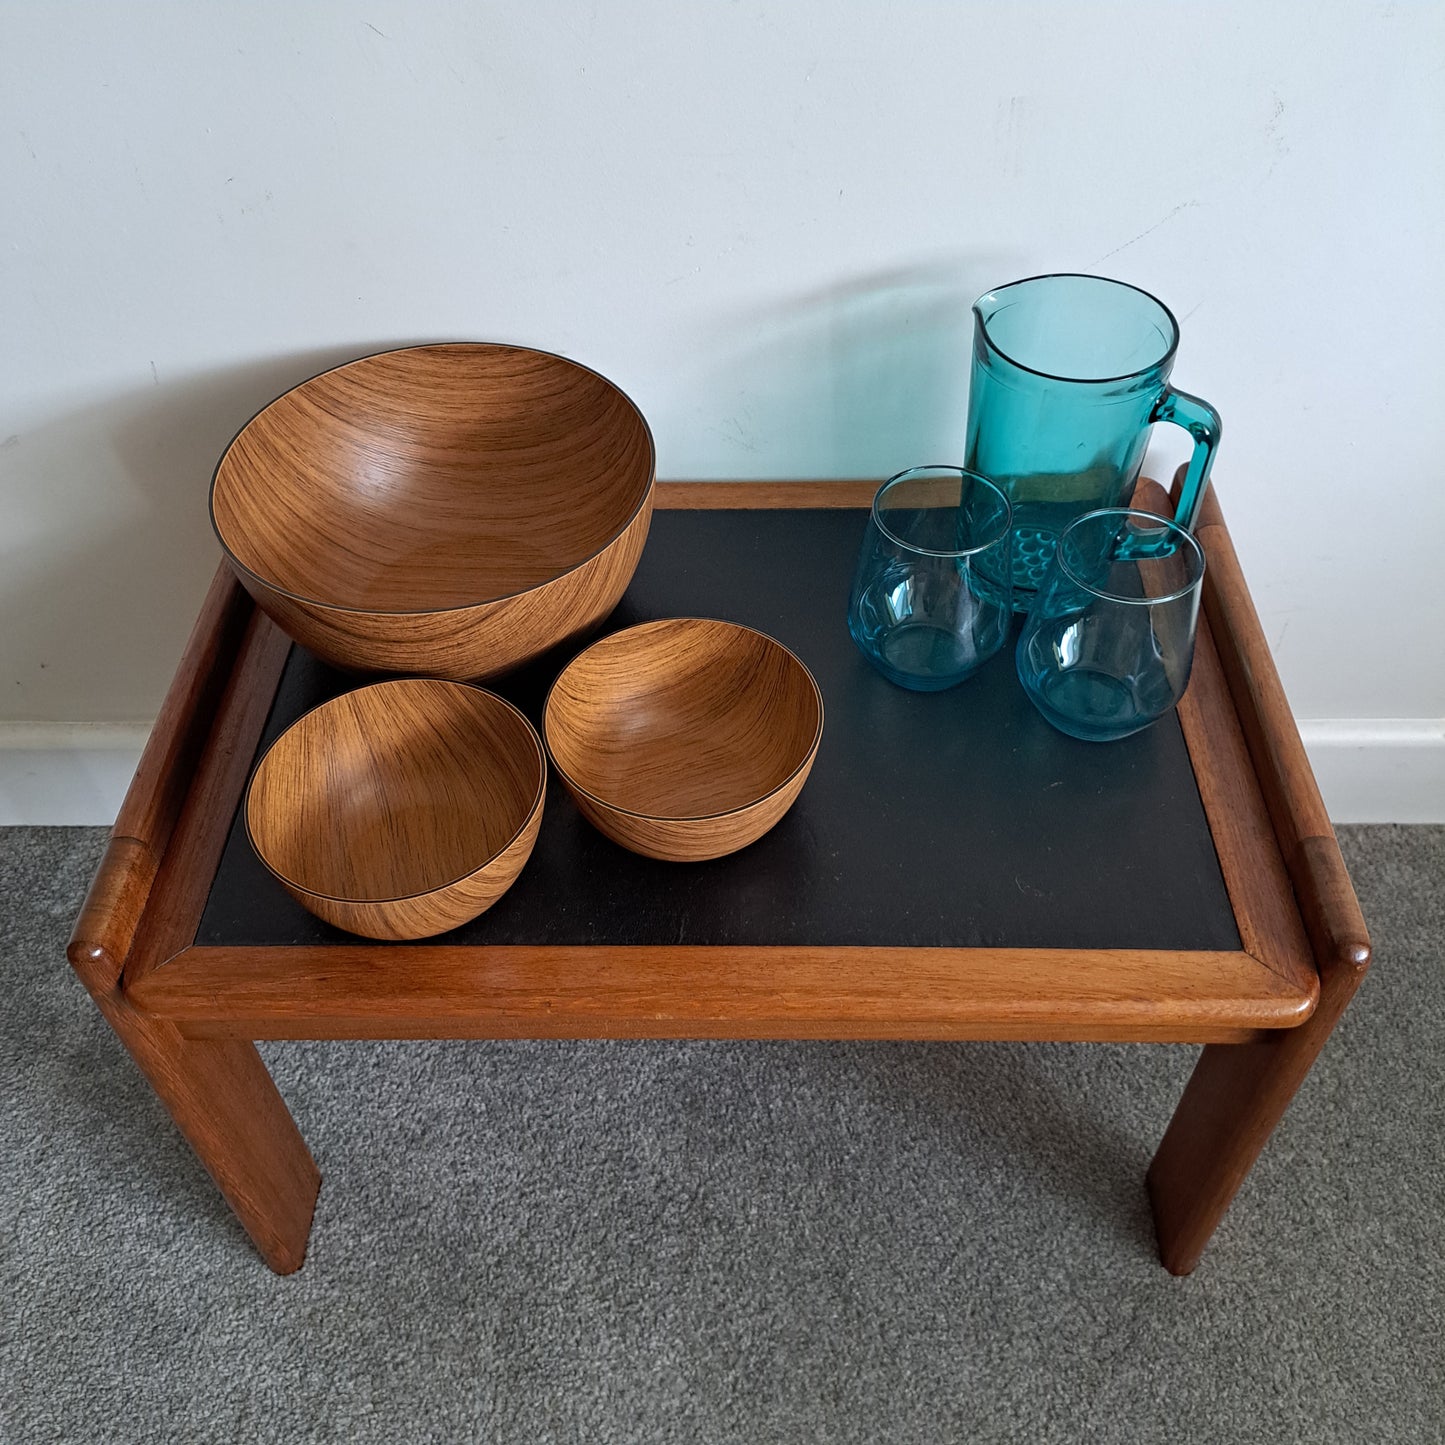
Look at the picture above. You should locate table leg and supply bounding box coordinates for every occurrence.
[1147,951,1364,1275]
[88,990,320,1274]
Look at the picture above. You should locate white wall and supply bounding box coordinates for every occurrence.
[2,1,1442,820]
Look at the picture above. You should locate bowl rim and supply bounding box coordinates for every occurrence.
[209,341,657,617]
[244,677,547,906]
[542,617,826,825]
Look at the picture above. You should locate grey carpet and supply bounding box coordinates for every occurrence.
[1,825,1440,1444]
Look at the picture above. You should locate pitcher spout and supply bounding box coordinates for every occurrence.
[971,289,1002,338]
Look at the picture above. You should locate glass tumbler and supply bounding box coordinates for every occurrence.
[847,466,1013,691]
[1016,507,1205,742]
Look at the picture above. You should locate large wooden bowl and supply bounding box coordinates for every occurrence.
[245,679,545,940]
[211,344,655,679]
[543,619,824,862]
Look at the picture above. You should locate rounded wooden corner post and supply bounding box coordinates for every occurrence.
[66,563,321,1275]
[1146,469,1373,1275]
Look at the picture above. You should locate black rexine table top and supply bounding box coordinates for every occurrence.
[197,507,1237,955]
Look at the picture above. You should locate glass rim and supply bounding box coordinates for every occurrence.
[870,465,1012,559]
[1055,506,1206,605]
[972,273,1181,385]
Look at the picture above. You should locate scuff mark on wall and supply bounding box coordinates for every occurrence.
[1098,201,1200,261]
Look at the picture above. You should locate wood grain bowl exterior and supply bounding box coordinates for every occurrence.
[245,679,546,940]
[544,618,824,862]
[210,344,656,680]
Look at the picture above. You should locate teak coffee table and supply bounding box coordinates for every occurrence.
[68,475,1370,1276]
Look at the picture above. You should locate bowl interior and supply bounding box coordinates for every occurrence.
[247,680,543,902]
[546,620,822,819]
[212,345,654,612]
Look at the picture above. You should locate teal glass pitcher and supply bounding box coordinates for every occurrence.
[964,273,1220,608]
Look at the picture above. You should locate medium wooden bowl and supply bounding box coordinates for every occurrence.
[543,619,824,862]
[211,344,655,679]
[245,679,546,940]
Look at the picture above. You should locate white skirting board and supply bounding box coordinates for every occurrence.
[1294,719,1445,826]
[0,724,155,828]
[0,719,1442,827]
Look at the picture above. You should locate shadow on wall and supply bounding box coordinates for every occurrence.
[669,253,1027,479]
[1,342,436,723]
[2,259,1031,722]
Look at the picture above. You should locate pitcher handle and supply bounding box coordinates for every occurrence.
[1151,388,1221,533]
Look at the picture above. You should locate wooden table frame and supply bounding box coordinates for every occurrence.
[67,473,1370,1276]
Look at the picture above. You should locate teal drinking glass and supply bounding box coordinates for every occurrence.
[964,273,1220,610]
[1016,508,1205,742]
[847,466,1012,691]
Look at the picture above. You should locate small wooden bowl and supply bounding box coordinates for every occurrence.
[245,679,545,940]
[211,343,655,680]
[543,619,824,862]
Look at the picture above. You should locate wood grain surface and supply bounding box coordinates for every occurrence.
[113,566,256,863]
[1174,616,1318,1000]
[66,569,319,1274]
[68,566,253,995]
[1170,467,1366,961]
[1147,910,1370,1273]
[122,608,295,986]
[210,343,656,679]
[1179,474,1371,978]
[543,618,824,861]
[654,480,880,509]
[246,679,546,940]
[129,943,1309,1044]
[1144,467,1373,1273]
[80,1000,320,1274]
[68,476,1369,1275]
[1131,479,1317,1002]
